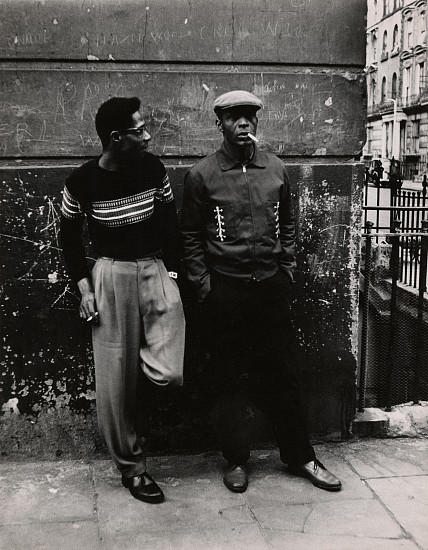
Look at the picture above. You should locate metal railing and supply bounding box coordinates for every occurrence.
[367,89,428,115]
[363,173,428,289]
[393,189,428,286]
[359,220,428,411]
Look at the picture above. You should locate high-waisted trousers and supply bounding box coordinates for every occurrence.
[92,256,185,478]
[204,270,315,467]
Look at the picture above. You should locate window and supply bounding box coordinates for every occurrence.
[367,126,373,154]
[406,17,413,48]
[419,62,426,91]
[415,63,422,95]
[388,123,393,158]
[392,73,398,99]
[400,121,406,157]
[371,78,377,106]
[403,67,411,103]
[420,11,426,42]
[372,34,377,60]
[393,25,399,49]
[384,121,391,157]
[381,30,389,59]
[412,120,420,152]
[383,30,388,53]
[381,77,387,102]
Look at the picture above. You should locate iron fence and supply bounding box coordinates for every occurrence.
[358,220,428,411]
[363,179,428,290]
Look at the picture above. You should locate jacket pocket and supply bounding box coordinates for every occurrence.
[205,204,236,242]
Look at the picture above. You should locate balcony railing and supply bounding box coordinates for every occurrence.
[402,89,428,108]
[368,99,400,116]
[368,90,428,115]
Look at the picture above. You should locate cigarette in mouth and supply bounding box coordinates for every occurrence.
[247,133,259,143]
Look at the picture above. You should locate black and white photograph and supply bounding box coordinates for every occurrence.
[0,0,427,548]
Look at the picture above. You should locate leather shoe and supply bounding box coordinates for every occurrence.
[290,459,342,491]
[223,465,248,493]
[122,472,165,503]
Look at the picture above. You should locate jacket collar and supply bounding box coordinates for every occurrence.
[216,142,267,171]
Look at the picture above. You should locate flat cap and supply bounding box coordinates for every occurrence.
[213,90,263,114]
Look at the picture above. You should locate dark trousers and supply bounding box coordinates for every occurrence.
[204,270,315,467]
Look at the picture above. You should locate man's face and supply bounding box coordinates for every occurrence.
[115,110,151,160]
[218,107,258,148]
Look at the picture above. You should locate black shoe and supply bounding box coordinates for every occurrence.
[289,459,342,491]
[223,465,248,493]
[122,472,165,503]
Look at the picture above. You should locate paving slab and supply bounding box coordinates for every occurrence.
[0,521,101,550]
[1,440,427,550]
[250,503,312,531]
[341,439,428,478]
[303,499,404,538]
[243,454,371,508]
[95,459,271,549]
[99,523,270,550]
[0,461,94,525]
[366,475,428,550]
[95,460,243,527]
[263,530,419,550]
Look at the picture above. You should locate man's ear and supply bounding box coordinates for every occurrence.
[216,119,223,132]
[111,131,121,143]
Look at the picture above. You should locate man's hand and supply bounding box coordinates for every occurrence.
[77,277,99,325]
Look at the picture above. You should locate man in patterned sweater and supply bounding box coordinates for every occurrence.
[60,97,185,504]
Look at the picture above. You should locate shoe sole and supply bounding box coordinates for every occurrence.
[131,492,165,504]
[223,479,248,493]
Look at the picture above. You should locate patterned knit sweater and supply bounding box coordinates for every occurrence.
[60,153,180,282]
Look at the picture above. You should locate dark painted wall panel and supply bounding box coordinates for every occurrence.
[0,0,366,65]
[0,163,362,455]
[0,68,366,157]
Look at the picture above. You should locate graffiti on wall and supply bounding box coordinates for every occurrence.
[0,70,366,158]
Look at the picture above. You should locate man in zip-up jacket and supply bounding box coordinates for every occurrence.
[181,90,341,493]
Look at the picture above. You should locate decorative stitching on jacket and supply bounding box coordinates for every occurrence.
[214,206,226,241]
[274,202,280,238]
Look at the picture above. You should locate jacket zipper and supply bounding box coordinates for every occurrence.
[242,164,257,280]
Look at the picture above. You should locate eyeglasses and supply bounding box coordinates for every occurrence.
[117,126,148,137]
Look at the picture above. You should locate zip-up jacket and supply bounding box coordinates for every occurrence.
[180,143,296,301]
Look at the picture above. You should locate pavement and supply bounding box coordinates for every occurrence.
[1,438,428,550]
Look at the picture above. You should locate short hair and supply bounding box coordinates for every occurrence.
[95,97,141,148]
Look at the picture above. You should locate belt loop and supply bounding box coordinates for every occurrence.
[111,258,115,265]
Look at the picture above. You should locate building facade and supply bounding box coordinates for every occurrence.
[364,0,428,181]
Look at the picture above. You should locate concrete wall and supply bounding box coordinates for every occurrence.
[0,0,367,458]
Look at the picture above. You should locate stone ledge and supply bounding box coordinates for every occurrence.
[353,402,428,438]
